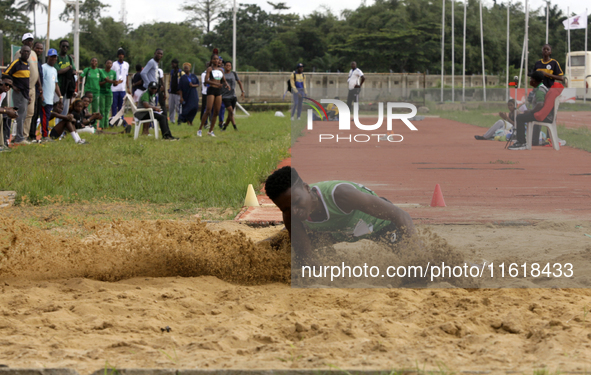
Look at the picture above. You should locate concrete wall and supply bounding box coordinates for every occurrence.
[232,72,499,101]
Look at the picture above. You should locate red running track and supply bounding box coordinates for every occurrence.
[287,117,591,224]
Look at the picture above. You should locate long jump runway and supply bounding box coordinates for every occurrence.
[291,117,591,224]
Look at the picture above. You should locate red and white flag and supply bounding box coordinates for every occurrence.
[563,13,588,30]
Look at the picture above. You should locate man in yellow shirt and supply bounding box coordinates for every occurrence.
[290,63,306,120]
[13,33,40,141]
[4,46,31,145]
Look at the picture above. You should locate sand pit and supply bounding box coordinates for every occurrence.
[1,219,591,373]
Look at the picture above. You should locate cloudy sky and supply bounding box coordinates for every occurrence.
[36,0,589,40]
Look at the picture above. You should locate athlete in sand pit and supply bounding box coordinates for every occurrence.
[264,166,416,259]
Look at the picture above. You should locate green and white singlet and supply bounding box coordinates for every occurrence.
[303,181,393,239]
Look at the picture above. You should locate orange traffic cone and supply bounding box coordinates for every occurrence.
[430,184,446,207]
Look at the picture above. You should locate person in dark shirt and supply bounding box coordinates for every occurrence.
[1,76,18,151]
[169,58,181,124]
[136,81,179,141]
[131,64,144,102]
[533,44,564,88]
[48,100,89,144]
[56,39,76,118]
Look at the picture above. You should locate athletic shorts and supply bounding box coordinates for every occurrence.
[222,97,237,108]
[207,87,222,97]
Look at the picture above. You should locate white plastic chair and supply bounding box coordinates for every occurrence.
[124,94,159,140]
[527,96,561,151]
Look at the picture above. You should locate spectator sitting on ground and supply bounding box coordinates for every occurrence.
[474,99,516,140]
[0,76,18,152]
[83,92,102,117]
[326,97,340,121]
[81,95,102,131]
[508,71,553,150]
[48,100,88,144]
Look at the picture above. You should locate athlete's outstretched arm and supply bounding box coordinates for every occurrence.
[334,184,416,237]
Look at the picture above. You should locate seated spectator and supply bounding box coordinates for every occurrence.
[48,100,89,144]
[136,81,179,141]
[1,76,18,152]
[326,97,340,121]
[508,71,553,150]
[82,94,102,130]
[73,98,100,132]
[475,99,516,140]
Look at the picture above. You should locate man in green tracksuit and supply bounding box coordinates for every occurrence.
[263,166,416,259]
[99,59,121,129]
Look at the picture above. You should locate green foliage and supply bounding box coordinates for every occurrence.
[10,0,588,75]
[59,0,109,22]
[125,22,210,72]
[0,0,30,58]
[180,0,227,33]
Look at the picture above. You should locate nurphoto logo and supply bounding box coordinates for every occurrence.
[306,99,418,143]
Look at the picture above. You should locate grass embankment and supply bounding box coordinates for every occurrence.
[0,112,290,210]
[429,102,591,153]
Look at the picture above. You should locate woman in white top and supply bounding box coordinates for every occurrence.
[198,53,230,137]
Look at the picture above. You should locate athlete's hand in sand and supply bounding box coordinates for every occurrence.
[257,229,289,251]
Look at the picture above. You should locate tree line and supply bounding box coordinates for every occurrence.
[2,0,588,78]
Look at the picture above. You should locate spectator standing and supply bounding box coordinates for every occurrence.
[216,57,226,127]
[290,63,306,120]
[200,62,210,126]
[169,58,182,124]
[178,62,199,126]
[534,44,564,89]
[198,54,229,137]
[56,40,77,119]
[157,67,167,118]
[111,49,129,121]
[80,58,104,119]
[40,48,63,142]
[347,61,365,112]
[131,64,144,102]
[141,49,162,92]
[99,59,121,129]
[13,33,41,141]
[28,41,45,142]
[3,45,31,145]
[221,60,245,131]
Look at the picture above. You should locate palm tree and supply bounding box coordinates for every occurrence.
[17,0,48,37]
